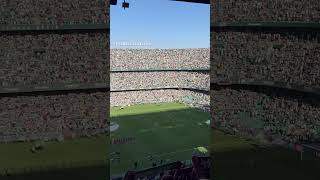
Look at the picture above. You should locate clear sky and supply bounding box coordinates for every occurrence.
[110,0,209,49]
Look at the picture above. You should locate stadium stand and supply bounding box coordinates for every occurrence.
[0,92,108,142]
[211,0,320,156]
[212,0,320,23]
[0,32,109,87]
[111,49,209,70]
[111,89,209,111]
[111,72,209,91]
[211,31,320,89]
[211,86,320,144]
[0,0,108,25]
[110,49,210,111]
[0,0,109,142]
[121,156,210,180]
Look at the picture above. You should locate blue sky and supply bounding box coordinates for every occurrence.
[110,0,209,49]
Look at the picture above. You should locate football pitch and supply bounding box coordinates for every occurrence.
[0,101,319,180]
[111,102,320,179]
[110,102,211,175]
[0,133,108,180]
[211,130,320,180]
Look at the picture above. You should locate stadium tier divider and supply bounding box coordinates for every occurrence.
[0,23,109,32]
[110,68,210,72]
[110,87,209,93]
[211,22,320,29]
[210,80,320,96]
[0,82,109,95]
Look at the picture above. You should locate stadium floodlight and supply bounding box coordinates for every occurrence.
[122,0,129,9]
[111,0,117,5]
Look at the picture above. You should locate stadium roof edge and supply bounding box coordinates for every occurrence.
[173,0,210,4]
[111,0,210,5]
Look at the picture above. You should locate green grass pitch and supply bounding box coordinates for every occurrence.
[0,132,108,179]
[211,129,320,180]
[0,101,319,180]
[112,102,320,179]
[110,102,211,175]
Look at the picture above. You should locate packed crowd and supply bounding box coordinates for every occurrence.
[111,137,136,145]
[111,48,210,110]
[111,72,209,91]
[211,31,320,88]
[123,156,210,180]
[0,0,108,25]
[0,92,108,142]
[134,167,198,180]
[211,88,320,143]
[0,32,109,87]
[0,0,109,143]
[111,49,209,70]
[212,0,320,23]
[111,90,209,111]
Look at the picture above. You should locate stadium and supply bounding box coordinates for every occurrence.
[211,0,320,179]
[0,0,109,179]
[110,48,211,179]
